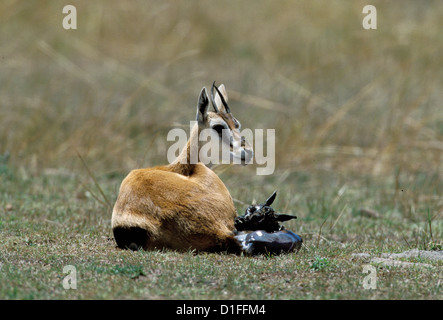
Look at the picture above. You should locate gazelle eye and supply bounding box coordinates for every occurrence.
[212,124,225,137]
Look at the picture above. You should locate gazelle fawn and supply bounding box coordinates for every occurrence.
[112,83,253,252]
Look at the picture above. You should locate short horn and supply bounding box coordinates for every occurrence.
[210,81,220,113]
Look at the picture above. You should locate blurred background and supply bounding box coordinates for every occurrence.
[0,0,442,216]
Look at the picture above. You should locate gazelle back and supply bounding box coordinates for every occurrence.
[111,83,253,252]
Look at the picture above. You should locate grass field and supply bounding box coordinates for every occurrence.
[0,1,442,300]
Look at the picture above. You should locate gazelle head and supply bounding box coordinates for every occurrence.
[196,82,254,166]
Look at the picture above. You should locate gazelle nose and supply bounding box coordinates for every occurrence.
[241,149,254,161]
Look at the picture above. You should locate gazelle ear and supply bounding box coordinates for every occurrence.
[276,214,297,222]
[265,190,277,206]
[217,84,228,103]
[196,87,209,122]
[214,83,230,113]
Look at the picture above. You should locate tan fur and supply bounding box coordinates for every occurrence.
[111,84,252,252]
